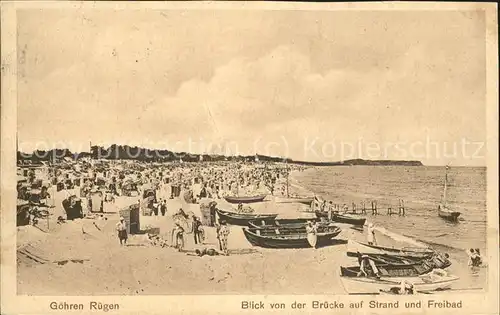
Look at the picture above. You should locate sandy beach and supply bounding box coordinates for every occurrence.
[16,183,456,296]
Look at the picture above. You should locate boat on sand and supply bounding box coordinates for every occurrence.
[242,226,341,249]
[224,195,267,204]
[215,208,277,226]
[346,240,435,258]
[248,217,321,229]
[340,269,459,294]
[274,196,315,205]
[315,211,366,226]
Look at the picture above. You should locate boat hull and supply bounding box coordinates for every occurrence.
[224,195,267,204]
[340,275,459,294]
[274,196,314,204]
[438,207,461,222]
[243,227,341,249]
[248,218,320,229]
[216,209,277,226]
[346,240,434,258]
[340,276,459,294]
[315,211,366,226]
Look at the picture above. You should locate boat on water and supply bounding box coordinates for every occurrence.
[346,240,435,259]
[274,196,315,205]
[242,226,342,248]
[315,211,366,226]
[224,195,267,204]
[215,208,277,226]
[438,205,461,222]
[438,166,461,222]
[340,269,459,294]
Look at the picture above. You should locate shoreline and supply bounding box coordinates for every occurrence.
[16,166,486,295]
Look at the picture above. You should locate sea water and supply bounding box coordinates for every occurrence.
[293,165,488,290]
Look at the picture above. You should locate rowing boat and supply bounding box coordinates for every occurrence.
[340,270,459,294]
[346,240,434,258]
[247,217,320,229]
[215,208,277,226]
[315,211,366,226]
[248,220,337,234]
[242,226,342,249]
[274,196,315,205]
[224,195,267,204]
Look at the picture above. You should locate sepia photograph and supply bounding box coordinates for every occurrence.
[1,1,498,314]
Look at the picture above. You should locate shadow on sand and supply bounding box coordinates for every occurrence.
[317,238,348,248]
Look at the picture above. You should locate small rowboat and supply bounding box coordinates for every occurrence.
[248,219,337,234]
[315,211,366,226]
[243,226,342,249]
[274,196,315,205]
[216,208,277,226]
[346,240,435,258]
[340,260,442,278]
[248,217,320,229]
[340,270,459,294]
[224,195,267,204]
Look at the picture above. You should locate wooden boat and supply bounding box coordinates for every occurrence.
[346,253,423,265]
[216,208,277,226]
[248,217,320,229]
[248,220,337,234]
[438,205,461,222]
[274,196,315,205]
[243,226,342,248]
[348,252,452,270]
[224,195,267,204]
[341,263,430,278]
[438,166,461,222]
[315,211,366,226]
[340,269,459,294]
[346,240,435,258]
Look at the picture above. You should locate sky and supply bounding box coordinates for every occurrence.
[17,9,487,166]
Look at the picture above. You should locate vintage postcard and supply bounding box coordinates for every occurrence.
[1,1,498,314]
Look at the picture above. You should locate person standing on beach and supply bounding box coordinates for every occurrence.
[192,216,203,245]
[215,223,222,250]
[116,217,128,246]
[160,199,167,216]
[172,222,185,252]
[366,223,376,245]
[218,221,230,255]
[328,201,334,221]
